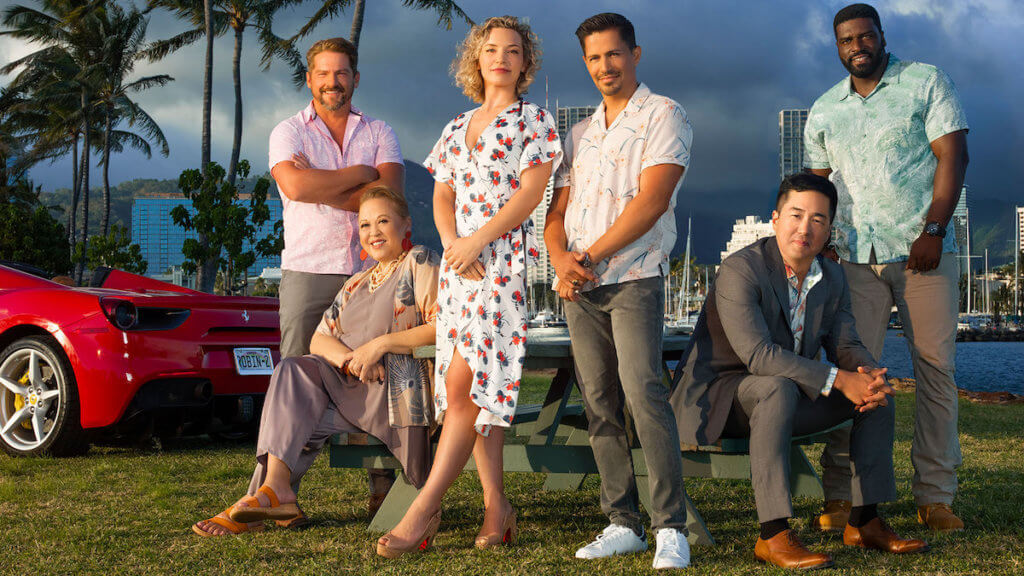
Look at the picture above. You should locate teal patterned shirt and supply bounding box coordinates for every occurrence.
[804,55,968,264]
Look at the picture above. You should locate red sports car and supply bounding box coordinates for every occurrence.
[0,262,281,456]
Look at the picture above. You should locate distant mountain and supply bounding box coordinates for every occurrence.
[405,162,442,252]
[36,169,1015,268]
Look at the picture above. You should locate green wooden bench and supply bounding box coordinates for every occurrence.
[329,332,845,546]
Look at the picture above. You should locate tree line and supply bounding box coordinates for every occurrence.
[1,0,470,292]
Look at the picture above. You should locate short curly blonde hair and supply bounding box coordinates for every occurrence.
[451,16,541,103]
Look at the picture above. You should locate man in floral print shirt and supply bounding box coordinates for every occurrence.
[545,13,692,570]
[805,3,969,533]
[269,38,404,360]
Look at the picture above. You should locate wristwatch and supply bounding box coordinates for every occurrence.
[580,251,594,269]
[924,221,946,238]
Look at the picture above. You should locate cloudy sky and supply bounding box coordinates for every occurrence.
[2,0,1021,215]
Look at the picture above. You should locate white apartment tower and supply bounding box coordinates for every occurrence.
[721,216,775,263]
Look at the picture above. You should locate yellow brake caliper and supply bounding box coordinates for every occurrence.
[13,372,32,429]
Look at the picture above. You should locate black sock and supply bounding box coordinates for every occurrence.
[848,504,878,527]
[760,518,789,540]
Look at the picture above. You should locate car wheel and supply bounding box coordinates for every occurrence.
[0,336,89,456]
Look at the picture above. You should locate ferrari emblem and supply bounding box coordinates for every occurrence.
[242,310,250,323]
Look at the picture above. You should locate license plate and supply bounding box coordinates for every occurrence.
[233,348,274,375]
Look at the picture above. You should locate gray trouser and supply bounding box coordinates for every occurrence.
[723,374,898,523]
[279,270,349,358]
[247,356,394,499]
[564,276,687,532]
[823,253,960,505]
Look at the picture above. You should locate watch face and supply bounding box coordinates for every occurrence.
[926,222,946,238]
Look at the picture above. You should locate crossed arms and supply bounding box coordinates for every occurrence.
[272,156,405,212]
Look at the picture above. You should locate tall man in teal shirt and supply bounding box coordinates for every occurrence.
[804,3,969,532]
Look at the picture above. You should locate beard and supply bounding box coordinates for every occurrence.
[316,86,349,111]
[842,49,886,79]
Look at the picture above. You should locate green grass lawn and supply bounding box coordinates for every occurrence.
[1,378,1023,575]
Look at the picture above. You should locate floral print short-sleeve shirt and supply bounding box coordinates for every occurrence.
[804,56,968,264]
[553,83,692,290]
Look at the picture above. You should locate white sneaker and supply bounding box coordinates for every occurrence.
[652,528,691,570]
[575,524,647,559]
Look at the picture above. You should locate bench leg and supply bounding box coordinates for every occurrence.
[635,474,715,547]
[543,427,589,491]
[789,445,824,499]
[367,471,420,533]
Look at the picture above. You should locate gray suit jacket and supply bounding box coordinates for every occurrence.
[670,236,876,445]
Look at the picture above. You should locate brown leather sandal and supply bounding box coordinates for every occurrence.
[229,485,301,523]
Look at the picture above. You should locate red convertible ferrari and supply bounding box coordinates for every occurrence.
[0,262,280,456]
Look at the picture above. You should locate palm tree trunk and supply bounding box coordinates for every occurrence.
[101,105,112,237]
[201,0,213,175]
[68,133,79,253]
[227,23,243,186]
[77,89,91,284]
[349,0,366,48]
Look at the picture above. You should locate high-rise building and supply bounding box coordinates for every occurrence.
[1017,205,1024,253]
[952,185,970,262]
[556,105,597,141]
[528,105,598,287]
[131,194,283,277]
[779,108,809,180]
[721,215,774,263]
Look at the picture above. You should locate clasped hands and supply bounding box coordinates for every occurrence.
[554,251,598,302]
[444,234,487,281]
[834,366,894,413]
[335,337,387,384]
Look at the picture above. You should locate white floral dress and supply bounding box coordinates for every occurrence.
[424,100,562,435]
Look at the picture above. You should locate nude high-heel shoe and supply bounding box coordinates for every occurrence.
[376,510,442,558]
[475,508,518,549]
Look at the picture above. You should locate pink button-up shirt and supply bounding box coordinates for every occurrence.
[268,102,403,274]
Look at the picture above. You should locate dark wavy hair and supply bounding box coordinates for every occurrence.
[574,12,636,51]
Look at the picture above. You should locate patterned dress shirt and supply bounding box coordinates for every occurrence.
[785,258,838,393]
[804,55,968,264]
[554,83,692,289]
[269,102,403,274]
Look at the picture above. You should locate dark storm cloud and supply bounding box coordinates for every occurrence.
[4,0,1020,212]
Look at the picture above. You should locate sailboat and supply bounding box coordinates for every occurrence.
[666,216,697,334]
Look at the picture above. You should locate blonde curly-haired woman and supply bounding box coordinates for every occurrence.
[376,15,561,558]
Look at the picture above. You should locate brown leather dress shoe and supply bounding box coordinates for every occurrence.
[812,500,851,532]
[917,503,964,532]
[843,517,930,553]
[755,529,835,570]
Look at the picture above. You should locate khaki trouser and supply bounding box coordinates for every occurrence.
[279,270,349,358]
[822,253,961,506]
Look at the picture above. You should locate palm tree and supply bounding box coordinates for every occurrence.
[94,3,172,235]
[287,0,470,50]
[2,0,105,278]
[260,0,472,89]
[147,0,287,186]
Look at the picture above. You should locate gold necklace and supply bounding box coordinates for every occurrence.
[368,251,407,293]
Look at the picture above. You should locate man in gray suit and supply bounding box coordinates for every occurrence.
[671,173,928,569]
